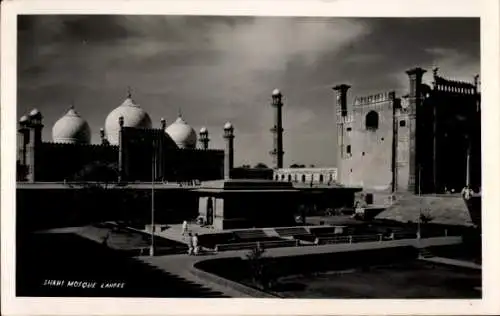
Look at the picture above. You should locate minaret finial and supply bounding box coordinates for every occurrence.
[127,86,132,98]
[178,107,182,118]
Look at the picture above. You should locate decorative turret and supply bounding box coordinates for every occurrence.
[270,88,284,169]
[223,122,234,180]
[199,126,210,150]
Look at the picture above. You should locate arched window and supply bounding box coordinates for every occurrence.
[365,111,379,130]
[287,174,292,182]
[319,174,324,183]
[281,174,285,180]
[346,145,352,155]
[275,175,279,181]
[301,174,306,183]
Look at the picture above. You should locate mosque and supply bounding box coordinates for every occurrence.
[17,91,227,183]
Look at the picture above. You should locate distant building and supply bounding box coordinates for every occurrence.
[335,68,481,198]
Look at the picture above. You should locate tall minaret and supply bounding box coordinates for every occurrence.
[223,122,234,180]
[333,84,350,183]
[406,67,426,193]
[270,88,284,169]
[199,127,210,150]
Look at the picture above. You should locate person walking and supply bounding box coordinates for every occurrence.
[187,233,193,255]
[193,233,200,256]
[182,220,188,236]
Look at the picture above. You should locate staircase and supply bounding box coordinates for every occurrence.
[375,194,474,226]
[418,247,434,259]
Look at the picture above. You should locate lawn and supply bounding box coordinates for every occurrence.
[266,261,481,298]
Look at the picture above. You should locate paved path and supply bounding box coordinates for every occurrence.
[138,236,463,298]
[420,256,482,270]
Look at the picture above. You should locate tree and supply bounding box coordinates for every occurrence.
[68,161,120,225]
[254,163,268,169]
[245,246,277,290]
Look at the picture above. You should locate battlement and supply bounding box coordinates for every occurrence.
[353,91,396,106]
[41,141,119,150]
[177,147,224,154]
[433,76,476,95]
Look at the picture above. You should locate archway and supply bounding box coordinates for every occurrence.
[365,111,379,130]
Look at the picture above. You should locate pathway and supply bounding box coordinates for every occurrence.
[138,236,464,298]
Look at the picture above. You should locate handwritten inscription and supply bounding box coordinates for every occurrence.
[43,279,125,289]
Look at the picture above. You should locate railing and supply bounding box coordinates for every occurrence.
[215,239,299,252]
[214,229,460,251]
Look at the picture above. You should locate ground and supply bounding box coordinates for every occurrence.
[16,226,227,297]
[264,261,481,298]
[16,222,480,298]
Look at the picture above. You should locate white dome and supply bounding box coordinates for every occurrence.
[272,88,281,96]
[104,95,152,145]
[52,107,91,144]
[19,115,29,123]
[165,116,197,149]
[224,122,233,130]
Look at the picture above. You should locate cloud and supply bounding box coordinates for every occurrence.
[17,16,479,167]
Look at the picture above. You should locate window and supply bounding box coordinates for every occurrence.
[287,174,292,182]
[362,152,365,156]
[301,174,306,183]
[319,174,324,183]
[346,127,352,132]
[365,111,379,130]
[346,145,351,155]
[399,120,406,127]
[381,137,384,141]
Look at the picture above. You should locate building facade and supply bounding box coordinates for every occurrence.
[17,93,227,183]
[336,68,481,196]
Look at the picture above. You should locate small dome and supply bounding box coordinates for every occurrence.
[272,88,281,96]
[104,95,152,145]
[52,107,91,144]
[200,126,208,134]
[19,115,29,124]
[29,108,42,119]
[165,116,197,149]
[224,122,233,130]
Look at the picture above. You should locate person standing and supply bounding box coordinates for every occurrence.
[182,220,188,236]
[193,233,200,256]
[187,233,193,255]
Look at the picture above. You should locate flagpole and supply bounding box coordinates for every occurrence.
[150,139,156,256]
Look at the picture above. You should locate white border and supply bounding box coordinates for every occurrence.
[2,0,499,315]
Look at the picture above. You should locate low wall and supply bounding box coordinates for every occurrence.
[17,187,198,232]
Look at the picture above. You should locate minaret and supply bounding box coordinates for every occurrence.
[333,84,350,183]
[25,109,43,183]
[223,122,234,180]
[99,128,109,145]
[270,88,284,169]
[199,127,210,150]
[406,67,427,193]
[118,115,125,182]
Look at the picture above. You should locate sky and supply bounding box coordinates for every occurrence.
[17,16,480,168]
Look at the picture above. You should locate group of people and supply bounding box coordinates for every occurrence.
[182,220,201,255]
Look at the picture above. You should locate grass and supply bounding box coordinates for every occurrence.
[264,261,481,298]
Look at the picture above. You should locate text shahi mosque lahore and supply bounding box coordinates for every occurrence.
[17,67,481,206]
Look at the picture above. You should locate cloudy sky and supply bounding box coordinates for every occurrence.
[17,16,480,167]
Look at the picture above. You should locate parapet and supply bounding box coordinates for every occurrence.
[433,76,476,95]
[354,91,396,106]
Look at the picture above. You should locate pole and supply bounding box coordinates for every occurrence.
[417,165,422,240]
[150,139,155,256]
[466,137,471,187]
